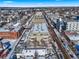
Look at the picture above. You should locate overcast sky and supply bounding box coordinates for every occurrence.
[0,0,79,7]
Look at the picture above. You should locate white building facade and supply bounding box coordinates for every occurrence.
[66,21,79,31]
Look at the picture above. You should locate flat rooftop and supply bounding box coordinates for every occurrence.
[0,22,22,32]
[65,31,79,41]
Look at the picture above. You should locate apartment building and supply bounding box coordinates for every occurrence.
[66,21,79,32]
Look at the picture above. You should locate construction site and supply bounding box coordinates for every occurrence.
[0,7,79,59]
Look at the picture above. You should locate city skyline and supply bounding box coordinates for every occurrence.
[0,0,79,7]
